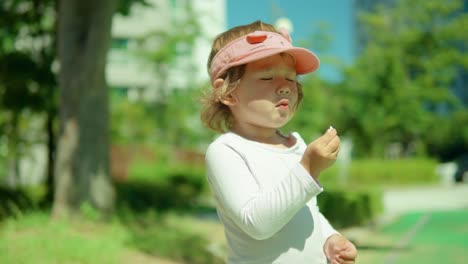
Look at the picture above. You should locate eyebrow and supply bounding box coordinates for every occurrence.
[255,67,296,75]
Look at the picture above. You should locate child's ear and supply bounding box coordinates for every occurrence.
[220,93,237,106]
[213,78,224,90]
[214,78,238,106]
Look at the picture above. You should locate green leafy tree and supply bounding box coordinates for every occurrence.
[335,0,468,158]
[163,86,214,149]
[0,0,57,196]
[110,95,155,146]
[286,23,344,142]
[130,1,211,150]
[0,0,148,216]
[285,76,334,141]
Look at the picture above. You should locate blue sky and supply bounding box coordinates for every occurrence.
[226,0,355,81]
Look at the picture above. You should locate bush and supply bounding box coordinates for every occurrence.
[317,158,437,228]
[318,187,383,229]
[320,158,439,187]
[0,185,45,221]
[116,160,207,213]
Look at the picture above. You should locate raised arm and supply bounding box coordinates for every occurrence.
[205,143,323,240]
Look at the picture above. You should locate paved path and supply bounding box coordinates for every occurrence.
[382,182,468,217]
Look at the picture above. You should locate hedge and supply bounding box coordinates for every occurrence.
[320,158,439,187]
[317,187,383,229]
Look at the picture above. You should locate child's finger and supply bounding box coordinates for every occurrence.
[328,254,344,264]
[340,249,358,262]
[321,126,337,142]
[327,135,341,153]
[331,144,341,158]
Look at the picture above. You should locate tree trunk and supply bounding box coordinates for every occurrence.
[53,0,116,218]
[42,110,56,206]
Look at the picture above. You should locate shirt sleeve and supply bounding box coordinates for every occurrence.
[318,211,340,243]
[205,142,323,240]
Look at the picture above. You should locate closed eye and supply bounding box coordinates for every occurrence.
[260,77,273,81]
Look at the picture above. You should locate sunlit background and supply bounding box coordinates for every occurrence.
[0,0,467,263]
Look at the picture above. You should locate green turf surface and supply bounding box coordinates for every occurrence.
[381,210,468,264]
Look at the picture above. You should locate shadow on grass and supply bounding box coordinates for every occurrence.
[114,177,224,264]
[126,221,222,264]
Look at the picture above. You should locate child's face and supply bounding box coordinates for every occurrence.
[227,53,298,130]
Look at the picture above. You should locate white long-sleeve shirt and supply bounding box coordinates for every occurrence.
[205,131,338,264]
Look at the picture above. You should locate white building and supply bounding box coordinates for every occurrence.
[107,0,226,101]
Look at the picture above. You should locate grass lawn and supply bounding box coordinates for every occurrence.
[0,211,222,264]
[1,209,466,264]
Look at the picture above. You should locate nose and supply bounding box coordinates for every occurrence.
[278,86,290,95]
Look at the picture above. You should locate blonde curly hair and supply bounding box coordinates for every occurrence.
[200,20,304,133]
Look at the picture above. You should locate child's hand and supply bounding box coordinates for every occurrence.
[300,127,340,180]
[324,234,358,264]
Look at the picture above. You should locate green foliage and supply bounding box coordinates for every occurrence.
[116,159,207,212]
[138,1,201,66]
[0,0,57,113]
[348,159,438,185]
[113,0,217,148]
[0,0,57,193]
[0,185,45,220]
[332,0,468,158]
[320,158,439,187]
[318,187,383,229]
[424,109,468,161]
[116,0,150,15]
[285,76,335,139]
[110,85,214,149]
[154,87,215,149]
[317,157,439,228]
[112,0,215,150]
[110,92,158,145]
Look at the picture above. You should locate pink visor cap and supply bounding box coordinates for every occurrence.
[209,29,320,86]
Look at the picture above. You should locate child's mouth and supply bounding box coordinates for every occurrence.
[276,99,290,109]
